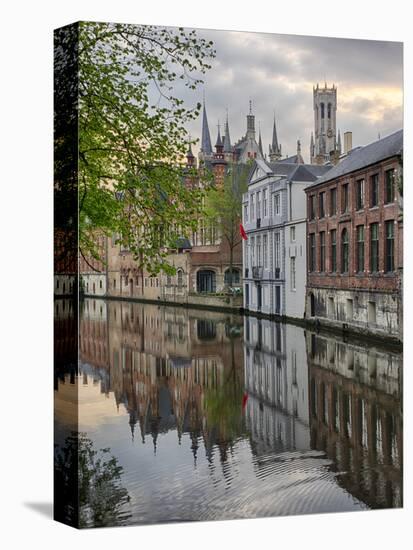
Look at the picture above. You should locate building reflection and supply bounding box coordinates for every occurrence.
[306,331,402,508]
[79,299,245,463]
[244,317,310,455]
[78,299,402,510]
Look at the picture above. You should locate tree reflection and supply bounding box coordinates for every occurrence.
[55,432,131,528]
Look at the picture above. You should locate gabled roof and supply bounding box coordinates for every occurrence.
[248,158,332,185]
[311,129,403,187]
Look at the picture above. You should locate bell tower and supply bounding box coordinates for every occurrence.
[311,83,337,164]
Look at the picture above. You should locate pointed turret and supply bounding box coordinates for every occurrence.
[186,137,195,167]
[296,139,304,164]
[269,115,282,162]
[258,127,264,157]
[223,112,232,154]
[200,99,212,159]
[215,122,223,152]
[337,129,342,153]
[246,100,255,138]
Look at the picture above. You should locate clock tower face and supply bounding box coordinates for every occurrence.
[327,128,333,138]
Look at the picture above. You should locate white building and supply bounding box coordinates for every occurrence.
[242,156,330,319]
[244,317,310,452]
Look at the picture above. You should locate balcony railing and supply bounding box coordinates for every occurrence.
[252,266,263,279]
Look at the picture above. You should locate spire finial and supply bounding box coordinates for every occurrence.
[249,99,252,114]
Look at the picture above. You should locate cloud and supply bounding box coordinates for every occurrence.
[179,27,402,163]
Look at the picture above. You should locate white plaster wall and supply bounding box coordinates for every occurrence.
[54,275,76,296]
[82,273,107,297]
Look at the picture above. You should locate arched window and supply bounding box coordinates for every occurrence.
[177,269,183,287]
[341,228,349,273]
[328,102,332,119]
[320,102,325,119]
[196,270,216,293]
[224,268,240,285]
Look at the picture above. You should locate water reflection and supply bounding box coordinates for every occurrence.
[56,298,402,526]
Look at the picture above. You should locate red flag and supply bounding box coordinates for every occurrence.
[242,391,249,411]
[240,223,248,240]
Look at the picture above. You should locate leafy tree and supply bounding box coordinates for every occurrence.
[54,432,132,528]
[205,163,250,286]
[57,22,216,274]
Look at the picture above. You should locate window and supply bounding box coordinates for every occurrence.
[319,192,326,218]
[341,228,349,273]
[256,236,261,266]
[385,221,395,272]
[290,257,296,290]
[356,226,365,272]
[250,193,255,219]
[370,174,379,207]
[309,233,316,272]
[113,279,116,289]
[256,191,261,219]
[320,231,326,271]
[385,169,395,203]
[244,203,248,222]
[342,183,349,213]
[251,236,255,266]
[263,189,268,217]
[263,234,268,268]
[321,102,325,119]
[99,280,102,289]
[330,188,337,215]
[370,223,379,272]
[330,229,337,272]
[356,179,365,210]
[309,195,316,220]
[290,226,296,242]
[196,270,216,293]
[274,233,280,268]
[177,269,183,287]
[328,102,332,119]
[274,193,280,215]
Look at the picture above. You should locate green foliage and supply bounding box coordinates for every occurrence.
[55,432,132,528]
[205,163,250,284]
[77,22,216,273]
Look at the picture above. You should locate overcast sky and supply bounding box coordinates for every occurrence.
[176,28,403,163]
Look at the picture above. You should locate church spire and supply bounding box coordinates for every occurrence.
[200,98,212,155]
[215,121,223,149]
[223,111,232,153]
[296,139,304,164]
[269,115,282,162]
[246,100,255,137]
[337,129,342,153]
[258,124,264,157]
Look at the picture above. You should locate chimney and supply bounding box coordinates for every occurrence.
[344,131,353,155]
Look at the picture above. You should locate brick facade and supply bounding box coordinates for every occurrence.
[305,137,403,342]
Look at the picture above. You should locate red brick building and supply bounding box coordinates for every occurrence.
[305,130,403,342]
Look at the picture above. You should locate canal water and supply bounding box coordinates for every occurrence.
[54,298,402,528]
